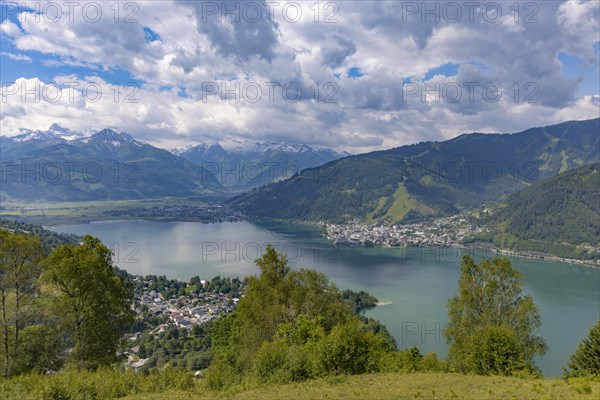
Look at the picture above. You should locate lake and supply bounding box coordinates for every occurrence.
[51,219,600,377]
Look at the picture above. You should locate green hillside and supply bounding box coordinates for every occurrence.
[0,218,80,253]
[229,119,600,224]
[469,162,600,260]
[1,369,598,399]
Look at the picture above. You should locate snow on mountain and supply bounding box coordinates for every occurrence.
[12,130,60,143]
[71,129,142,148]
[250,142,312,154]
[10,124,86,143]
[5,125,351,157]
[3,125,142,149]
[177,140,325,155]
[46,123,86,141]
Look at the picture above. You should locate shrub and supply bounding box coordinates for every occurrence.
[316,320,385,375]
[205,358,241,390]
[0,368,196,399]
[470,325,528,376]
[378,347,444,373]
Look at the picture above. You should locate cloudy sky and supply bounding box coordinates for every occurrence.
[1,0,599,152]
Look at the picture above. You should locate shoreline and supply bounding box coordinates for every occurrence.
[328,240,599,269]
[458,243,599,269]
[315,219,599,270]
[5,213,598,269]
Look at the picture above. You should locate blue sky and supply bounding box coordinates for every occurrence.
[558,51,600,97]
[1,1,598,152]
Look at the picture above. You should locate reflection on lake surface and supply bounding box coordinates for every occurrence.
[52,219,600,377]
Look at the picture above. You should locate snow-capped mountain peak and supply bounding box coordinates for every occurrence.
[8,124,86,143]
[12,130,57,143]
[3,125,145,150]
[251,142,312,154]
[46,123,85,141]
[87,129,142,147]
[174,140,319,155]
[214,140,315,154]
[173,142,226,156]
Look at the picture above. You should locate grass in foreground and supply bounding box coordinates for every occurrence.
[130,373,600,400]
[1,369,598,400]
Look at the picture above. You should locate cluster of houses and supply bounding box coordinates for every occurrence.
[123,282,240,371]
[123,343,147,371]
[139,288,238,330]
[324,215,485,247]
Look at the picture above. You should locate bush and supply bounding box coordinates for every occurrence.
[316,320,386,375]
[205,358,241,390]
[470,325,527,376]
[0,368,196,400]
[253,340,291,382]
[378,347,445,373]
[253,341,318,384]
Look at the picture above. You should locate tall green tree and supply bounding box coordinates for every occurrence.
[444,255,547,375]
[0,231,44,377]
[0,229,9,378]
[232,245,354,361]
[565,320,600,377]
[208,245,394,389]
[41,235,133,369]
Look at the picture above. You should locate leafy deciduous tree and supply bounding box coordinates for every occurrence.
[444,255,547,375]
[41,235,133,369]
[0,231,44,377]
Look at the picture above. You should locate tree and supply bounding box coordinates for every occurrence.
[0,231,44,377]
[317,319,386,375]
[565,320,600,377]
[11,325,64,375]
[232,246,353,361]
[471,325,525,375]
[444,255,547,375]
[208,245,392,388]
[41,235,133,369]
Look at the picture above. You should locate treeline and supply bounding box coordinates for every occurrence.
[0,219,81,254]
[464,232,597,260]
[341,289,378,314]
[126,274,245,301]
[134,275,188,299]
[190,275,245,298]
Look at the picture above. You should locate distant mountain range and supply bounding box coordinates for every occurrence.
[1,128,225,201]
[228,118,600,224]
[0,126,348,201]
[469,162,600,260]
[173,141,349,191]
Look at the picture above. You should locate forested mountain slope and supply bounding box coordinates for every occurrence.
[229,118,600,224]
